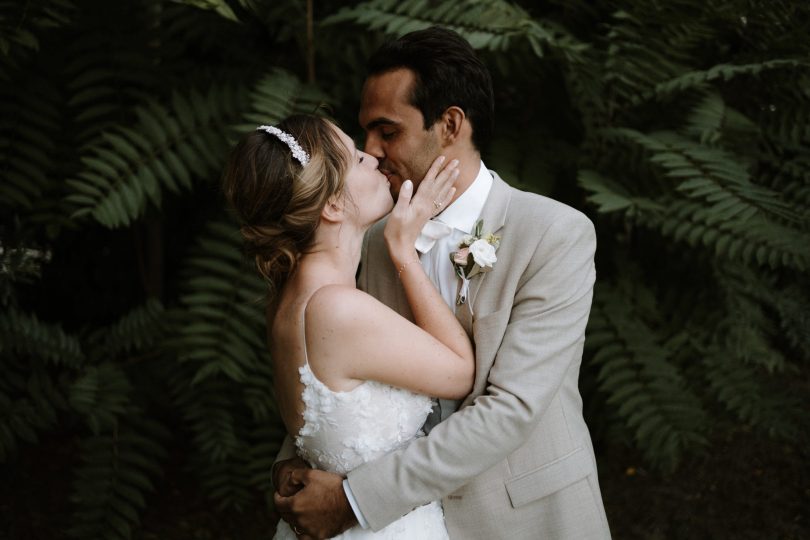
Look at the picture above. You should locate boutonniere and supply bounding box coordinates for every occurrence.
[450,219,500,305]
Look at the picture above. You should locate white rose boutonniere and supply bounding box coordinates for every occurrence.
[449,219,500,305]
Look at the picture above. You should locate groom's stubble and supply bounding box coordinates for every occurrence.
[359,68,444,201]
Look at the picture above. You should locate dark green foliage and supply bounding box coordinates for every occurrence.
[66,86,247,228]
[68,415,170,540]
[1,0,808,538]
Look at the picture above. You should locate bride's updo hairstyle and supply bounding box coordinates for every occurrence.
[222,114,349,294]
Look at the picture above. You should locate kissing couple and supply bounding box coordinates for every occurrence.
[223,26,611,540]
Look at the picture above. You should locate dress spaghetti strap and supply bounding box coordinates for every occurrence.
[300,300,311,367]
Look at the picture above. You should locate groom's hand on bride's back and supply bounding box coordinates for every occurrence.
[272,456,309,496]
[274,468,357,539]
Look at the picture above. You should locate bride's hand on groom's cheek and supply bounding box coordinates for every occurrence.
[273,456,309,497]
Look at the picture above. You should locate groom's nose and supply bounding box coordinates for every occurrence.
[363,132,385,161]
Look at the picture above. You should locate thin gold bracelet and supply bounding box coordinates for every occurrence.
[397,259,420,279]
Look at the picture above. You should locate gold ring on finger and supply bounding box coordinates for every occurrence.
[433,200,442,209]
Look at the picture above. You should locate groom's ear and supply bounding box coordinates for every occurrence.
[437,106,466,147]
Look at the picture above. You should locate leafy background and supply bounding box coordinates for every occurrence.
[1,0,808,538]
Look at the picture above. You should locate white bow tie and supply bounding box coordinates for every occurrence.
[415,219,454,253]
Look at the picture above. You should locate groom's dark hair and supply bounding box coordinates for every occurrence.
[367,26,495,152]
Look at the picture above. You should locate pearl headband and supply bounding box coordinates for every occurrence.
[256,125,310,166]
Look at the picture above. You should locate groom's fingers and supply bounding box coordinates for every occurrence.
[274,469,313,515]
[273,470,355,539]
[289,468,311,486]
[277,467,307,496]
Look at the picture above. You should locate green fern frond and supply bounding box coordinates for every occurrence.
[324,0,588,62]
[170,0,239,22]
[65,85,248,228]
[174,376,242,463]
[761,155,810,220]
[68,415,169,540]
[0,361,65,462]
[241,354,278,423]
[245,423,286,494]
[170,219,268,386]
[587,281,709,472]
[603,10,688,104]
[772,284,810,361]
[704,353,801,441]
[69,363,133,435]
[0,308,84,367]
[757,101,810,148]
[0,74,62,210]
[605,128,799,223]
[659,200,808,271]
[64,28,158,146]
[715,263,810,364]
[88,298,166,359]
[194,455,254,512]
[238,68,330,130]
[171,374,258,509]
[578,169,665,215]
[633,59,808,105]
[0,0,75,78]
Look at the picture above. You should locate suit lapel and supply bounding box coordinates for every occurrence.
[457,171,511,320]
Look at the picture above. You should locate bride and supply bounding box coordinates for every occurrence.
[222,114,474,539]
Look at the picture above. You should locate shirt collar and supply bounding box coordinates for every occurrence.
[434,160,493,234]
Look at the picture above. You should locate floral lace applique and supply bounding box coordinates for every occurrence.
[294,363,434,476]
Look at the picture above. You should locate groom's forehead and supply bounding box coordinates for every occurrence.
[361,70,416,107]
[360,72,422,128]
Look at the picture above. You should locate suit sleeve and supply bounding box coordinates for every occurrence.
[346,210,597,530]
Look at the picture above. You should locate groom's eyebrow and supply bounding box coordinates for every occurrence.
[365,118,398,130]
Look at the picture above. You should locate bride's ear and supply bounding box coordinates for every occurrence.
[321,193,344,222]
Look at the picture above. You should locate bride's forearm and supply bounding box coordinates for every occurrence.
[395,250,473,362]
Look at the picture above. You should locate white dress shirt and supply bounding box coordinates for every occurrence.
[417,160,493,307]
[344,161,493,529]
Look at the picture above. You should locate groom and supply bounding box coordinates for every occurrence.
[274,26,610,539]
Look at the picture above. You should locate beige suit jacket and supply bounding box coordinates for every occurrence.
[347,172,611,539]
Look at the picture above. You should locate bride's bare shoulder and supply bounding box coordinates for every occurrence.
[305,285,389,329]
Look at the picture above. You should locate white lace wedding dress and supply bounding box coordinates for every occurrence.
[273,339,449,539]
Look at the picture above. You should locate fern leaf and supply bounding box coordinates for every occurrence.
[606,128,799,223]
[68,416,169,540]
[0,361,65,462]
[704,353,802,441]
[169,218,267,388]
[0,74,62,210]
[659,200,808,271]
[88,299,166,359]
[324,0,588,62]
[170,0,239,22]
[65,85,248,228]
[578,169,665,215]
[634,59,808,105]
[0,0,75,79]
[69,364,133,435]
[0,308,84,367]
[237,68,330,130]
[587,281,709,472]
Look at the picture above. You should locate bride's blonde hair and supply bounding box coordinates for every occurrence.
[222,114,349,296]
